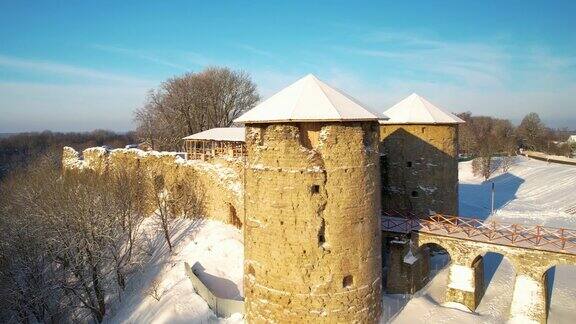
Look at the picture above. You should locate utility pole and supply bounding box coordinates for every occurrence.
[491,182,495,215]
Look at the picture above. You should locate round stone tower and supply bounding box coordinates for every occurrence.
[235,75,382,323]
[379,93,464,216]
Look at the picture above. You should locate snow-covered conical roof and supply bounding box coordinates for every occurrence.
[235,74,384,123]
[381,93,464,125]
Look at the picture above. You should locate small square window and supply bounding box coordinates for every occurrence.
[411,190,419,198]
[407,161,412,167]
[311,185,320,194]
[343,275,354,288]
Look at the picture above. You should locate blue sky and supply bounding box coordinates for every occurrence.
[1,1,575,132]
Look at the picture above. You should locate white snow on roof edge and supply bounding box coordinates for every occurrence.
[234,74,383,124]
[381,93,464,125]
[183,127,246,142]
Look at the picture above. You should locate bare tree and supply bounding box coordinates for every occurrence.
[517,112,546,151]
[147,279,163,301]
[153,175,174,251]
[458,112,520,180]
[152,174,205,252]
[457,112,476,156]
[0,156,152,323]
[134,67,260,151]
[105,167,148,292]
[0,156,68,323]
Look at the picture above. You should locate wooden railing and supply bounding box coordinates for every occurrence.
[184,140,246,161]
[381,210,576,254]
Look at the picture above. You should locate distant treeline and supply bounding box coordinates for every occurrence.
[0,130,137,179]
[457,111,576,179]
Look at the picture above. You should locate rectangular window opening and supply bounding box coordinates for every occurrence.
[343,275,354,288]
[311,184,320,194]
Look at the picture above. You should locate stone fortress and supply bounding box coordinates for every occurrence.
[63,74,570,324]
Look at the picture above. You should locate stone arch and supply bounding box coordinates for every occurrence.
[418,242,451,281]
[468,251,517,313]
[414,233,477,264]
[542,263,576,322]
[467,250,518,278]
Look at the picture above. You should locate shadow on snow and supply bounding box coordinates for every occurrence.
[459,172,525,221]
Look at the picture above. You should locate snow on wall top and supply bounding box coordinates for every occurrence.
[183,127,246,142]
[234,74,386,123]
[381,93,464,125]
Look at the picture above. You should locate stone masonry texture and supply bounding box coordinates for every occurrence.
[379,124,459,216]
[414,232,576,323]
[243,122,382,323]
[62,146,244,226]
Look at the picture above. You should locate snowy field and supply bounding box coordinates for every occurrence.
[387,156,576,324]
[107,156,576,323]
[103,219,244,324]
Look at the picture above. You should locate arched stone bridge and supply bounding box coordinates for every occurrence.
[381,213,576,324]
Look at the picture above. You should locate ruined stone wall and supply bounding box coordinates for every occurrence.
[62,146,244,226]
[379,124,459,216]
[243,122,382,323]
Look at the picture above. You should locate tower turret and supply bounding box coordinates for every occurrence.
[236,74,383,323]
[379,93,464,216]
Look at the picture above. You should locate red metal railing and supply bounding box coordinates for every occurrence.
[381,210,576,254]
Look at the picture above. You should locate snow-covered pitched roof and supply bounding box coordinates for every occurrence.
[234,74,384,123]
[381,93,464,125]
[182,127,245,142]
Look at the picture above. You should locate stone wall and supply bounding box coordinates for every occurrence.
[382,233,430,294]
[62,146,244,226]
[379,124,459,216]
[243,122,382,323]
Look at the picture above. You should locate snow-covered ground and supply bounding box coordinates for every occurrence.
[109,156,576,323]
[103,219,244,324]
[387,156,576,324]
[459,156,576,228]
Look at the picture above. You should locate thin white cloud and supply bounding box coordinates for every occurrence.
[90,44,188,70]
[182,51,220,68]
[339,36,511,87]
[336,30,576,125]
[0,54,151,84]
[235,44,276,59]
[316,68,576,128]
